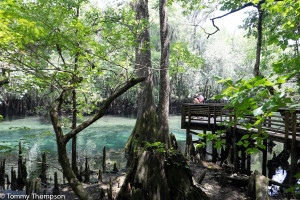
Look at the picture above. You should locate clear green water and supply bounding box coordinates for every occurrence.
[0,115,188,183]
[0,115,186,154]
[1,115,285,187]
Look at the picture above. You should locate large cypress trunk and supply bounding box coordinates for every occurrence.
[117,150,209,200]
[125,0,157,156]
[120,1,208,199]
[157,0,171,148]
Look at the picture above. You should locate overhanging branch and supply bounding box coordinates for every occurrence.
[206,2,255,38]
[63,77,146,144]
[207,0,285,38]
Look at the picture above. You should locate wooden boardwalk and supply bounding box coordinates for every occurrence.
[181,103,300,186]
[181,103,300,146]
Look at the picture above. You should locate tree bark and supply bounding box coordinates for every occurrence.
[119,3,208,200]
[157,0,171,148]
[71,88,78,177]
[253,6,277,97]
[125,0,158,157]
[253,5,264,77]
[50,91,91,200]
[72,5,80,178]
[117,150,209,200]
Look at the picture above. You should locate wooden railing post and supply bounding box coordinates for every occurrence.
[213,105,216,130]
[185,105,191,158]
[289,112,297,187]
[284,112,290,150]
[246,153,251,175]
[181,104,186,129]
[233,113,238,172]
[208,105,211,129]
[212,105,218,163]
[262,138,267,176]
[203,130,207,160]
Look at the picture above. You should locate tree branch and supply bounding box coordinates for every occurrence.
[50,89,70,140]
[206,19,220,39]
[212,2,255,21]
[207,0,282,38]
[56,43,67,67]
[63,77,146,144]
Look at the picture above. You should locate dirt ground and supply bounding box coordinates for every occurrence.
[56,162,250,200]
[189,162,248,200]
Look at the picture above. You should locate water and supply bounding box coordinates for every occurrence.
[2,115,295,197]
[0,115,189,183]
[268,167,287,196]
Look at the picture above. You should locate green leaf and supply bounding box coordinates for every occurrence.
[216,79,226,83]
[253,106,263,116]
[241,135,249,140]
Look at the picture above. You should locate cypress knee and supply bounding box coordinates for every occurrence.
[102,146,106,173]
[40,152,47,184]
[52,172,59,195]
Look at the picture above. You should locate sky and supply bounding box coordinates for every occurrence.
[208,7,256,34]
[89,0,255,36]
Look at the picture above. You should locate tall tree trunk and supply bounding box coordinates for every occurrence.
[58,138,91,200]
[50,92,92,200]
[157,0,171,148]
[254,6,276,97]
[71,88,78,176]
[253,5,264,77]
[118,2,208,199]
[72,6,79,178]
[125,0,157,157]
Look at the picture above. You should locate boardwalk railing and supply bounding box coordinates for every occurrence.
[181,103,228,131]
[181,103,300,186]
[181,103,300,144]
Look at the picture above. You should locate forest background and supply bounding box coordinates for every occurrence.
[0,0,299,199]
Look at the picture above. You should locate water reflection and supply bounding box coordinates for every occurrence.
[268,167,287,196]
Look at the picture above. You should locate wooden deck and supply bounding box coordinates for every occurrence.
[181,103,300,187]
[181,103,300,147]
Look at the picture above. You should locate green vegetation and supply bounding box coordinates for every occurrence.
[0,0,299,199]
